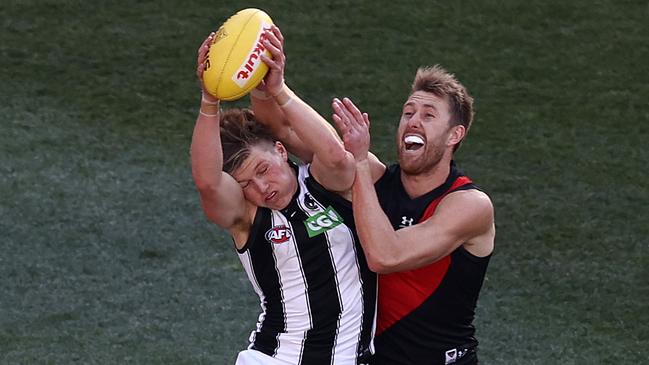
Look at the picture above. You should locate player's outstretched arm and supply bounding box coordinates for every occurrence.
[191,33,248,232]
[334,98,494,273]
[259,25,355,193]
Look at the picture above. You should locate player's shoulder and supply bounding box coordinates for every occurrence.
[442,188,493,214]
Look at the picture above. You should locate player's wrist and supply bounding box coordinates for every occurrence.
[199,102,220,118]
[201,91,219,105]
[199,110,219,118]
[268,81,286,98]
[272,85,292,108]
[354,155,370,167]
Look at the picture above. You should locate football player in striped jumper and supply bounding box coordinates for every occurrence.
[191,26,382,365]
[331,67,495,365]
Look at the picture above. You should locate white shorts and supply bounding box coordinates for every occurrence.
[235,349,288,365]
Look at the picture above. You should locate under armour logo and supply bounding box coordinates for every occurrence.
[400,216,414,227]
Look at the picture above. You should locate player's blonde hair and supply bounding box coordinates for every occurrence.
[412,65,474,152]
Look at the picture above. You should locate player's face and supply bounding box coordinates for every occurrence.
[396,91,455,174]
[232,143,297,210]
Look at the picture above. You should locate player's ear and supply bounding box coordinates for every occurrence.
[274,141,288,161]
[447,125,466,148]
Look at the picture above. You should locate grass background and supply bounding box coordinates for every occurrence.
[2,0,648,363]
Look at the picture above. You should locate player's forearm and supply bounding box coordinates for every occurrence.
[250,89,289,140]
[352,160,401,273]
[250,88,314,162]
[274,86,348,167]
[190,100,223,190]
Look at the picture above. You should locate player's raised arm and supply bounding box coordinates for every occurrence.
[258,25,355,193]
[191,33,248,232]
[249,31,312,164]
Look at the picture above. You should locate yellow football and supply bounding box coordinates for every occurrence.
[203,8,274,101]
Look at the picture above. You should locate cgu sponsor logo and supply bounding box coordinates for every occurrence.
[265,225,292,244]
[304,206,343,238]
[232,23,272,87]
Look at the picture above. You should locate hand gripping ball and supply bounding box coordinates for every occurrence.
[203,8,274,101]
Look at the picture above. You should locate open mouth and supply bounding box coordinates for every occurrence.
[265,191,277,202]
[404,135,425,151]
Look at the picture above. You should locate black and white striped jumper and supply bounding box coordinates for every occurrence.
[237,163,377,364]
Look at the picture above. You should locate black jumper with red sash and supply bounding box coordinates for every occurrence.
[371,161,491,365]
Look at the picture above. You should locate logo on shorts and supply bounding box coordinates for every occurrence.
[265,225,292,244]
[304,206,343,238]
[445,348,457,364]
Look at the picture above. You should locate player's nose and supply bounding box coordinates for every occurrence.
[253,177,270,193]
[405,114,423,131]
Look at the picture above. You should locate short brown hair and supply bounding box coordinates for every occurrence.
[220,108,275,174]
[412,65,474,151]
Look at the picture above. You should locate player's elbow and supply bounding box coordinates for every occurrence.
[192,175,212,194]
[323,144,351,169]
[195,187,229,226]
[191,166,220,193]
[366,252,401,274]
[192,175,219,209]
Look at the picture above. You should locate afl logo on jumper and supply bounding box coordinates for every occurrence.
[265,225,292,244]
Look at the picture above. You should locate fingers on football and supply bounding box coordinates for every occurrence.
[196,33,214,79]
[270,25,284,45]
[262,34,284,65]
[259,54,281,71]
[198,32,214,56]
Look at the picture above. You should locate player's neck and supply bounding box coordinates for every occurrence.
[400,158,451,199]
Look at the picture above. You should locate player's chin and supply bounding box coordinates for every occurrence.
[398,153,427,175]
[400,162,422,175]
[262,194,286,211]
[398,148,419,163]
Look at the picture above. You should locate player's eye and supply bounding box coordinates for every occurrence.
[239,181,251,189]
[258,166,269,175]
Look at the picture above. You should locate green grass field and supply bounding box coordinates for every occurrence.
[2,0,648,363]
